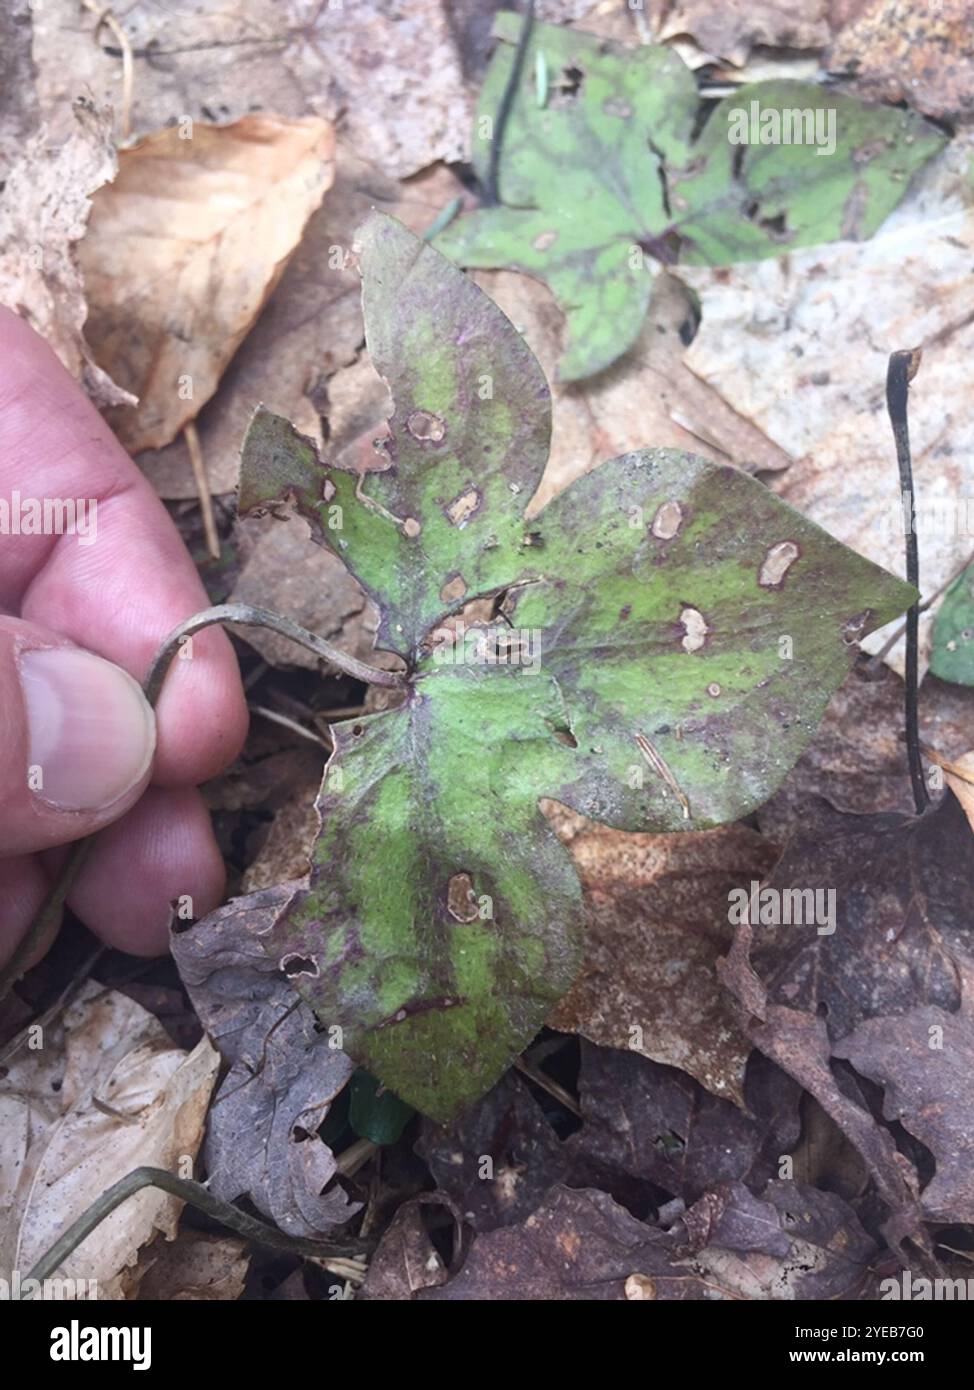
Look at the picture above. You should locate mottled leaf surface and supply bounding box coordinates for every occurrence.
[436,16,944,380]
[233,213,912,1121]
[930,561,974,685]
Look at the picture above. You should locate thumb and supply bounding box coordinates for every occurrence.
[0,618,156,853]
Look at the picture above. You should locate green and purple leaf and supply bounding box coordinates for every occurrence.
[435,15,945,381]
[231,213,913,1121]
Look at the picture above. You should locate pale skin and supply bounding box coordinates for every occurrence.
[0,307,249,969]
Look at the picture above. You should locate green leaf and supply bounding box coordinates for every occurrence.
[237,212,914,1122]
[930,563,974,684]
[349,1070,414,1146]
[436,15,945,381]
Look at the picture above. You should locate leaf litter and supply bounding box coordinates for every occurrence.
[3,0,974,1305]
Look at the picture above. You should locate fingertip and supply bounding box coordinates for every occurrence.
[151,624,249,786]
[67,786,226,954]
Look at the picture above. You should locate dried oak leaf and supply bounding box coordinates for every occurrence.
[565,1041,802,1206]
[79,115,335,454]
[170,884,358,1239]
[420,1180,877,1301]
[215,211,911,1122]
[834,955,974,1225]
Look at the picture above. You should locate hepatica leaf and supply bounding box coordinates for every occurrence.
[930,562,974,685]
[236,213,913,1122]
[435,15,945,381]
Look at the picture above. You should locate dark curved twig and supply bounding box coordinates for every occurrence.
[886,348,929,816]
[25,1166,369,1291]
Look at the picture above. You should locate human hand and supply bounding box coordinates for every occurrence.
[0,308,249,971]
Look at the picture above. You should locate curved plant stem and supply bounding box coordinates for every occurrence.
[0,602,405,1002]
[25,1166,369,1291]
[484,0,535,206]
[143,602,406,702]
[886,348,929,816]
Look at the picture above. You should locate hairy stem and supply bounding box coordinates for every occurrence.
[143,602,406,702]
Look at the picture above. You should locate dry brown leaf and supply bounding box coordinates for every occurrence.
[678,138,974,676]
[544,811,778,1106]
[79,114,335,454]
[0,100,132,409]
[827,0,974,121]
[130,1231,249,1301]
[660,0,830,66]
[138,157,463,499]
[0,982,219,1299]
[229,514,381,672]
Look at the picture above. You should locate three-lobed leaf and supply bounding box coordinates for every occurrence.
[435,15,945,381]
[235,212,913,1121]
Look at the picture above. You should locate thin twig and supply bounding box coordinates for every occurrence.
[514,1056,582,1118]
[886,348,929,815]
[184,422,220,561]
[81,0,134,140]
[867,545,974,670]
[24,1166,368,1291]
[250,702,329,747]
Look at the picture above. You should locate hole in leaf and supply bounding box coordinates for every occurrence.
[281,954,319,978]
[551,64,585,106]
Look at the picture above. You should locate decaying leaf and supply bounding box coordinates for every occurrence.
[416,1073,570,1231]
[659,0,831,66]
[170,885,359,1238]
[79,115,335,454]
[827,0,974,121]
[546,818,777,1104]
[566,1042,802,1205]
[0,99,132,409]
[437,15,944,380]
[418,1180,877,1301]
[719,792,974,1244]
[212,212,913,1122]
[131,1231,249,1302]
[834,955,974,1225]
[137,155,464,501]
[0,982,218,1298]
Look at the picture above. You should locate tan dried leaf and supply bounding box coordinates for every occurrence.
[79,115,335,453]
[0,982,219,1298]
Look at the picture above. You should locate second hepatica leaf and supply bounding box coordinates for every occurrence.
[435,15,945,382]
[235,213,913,1122]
